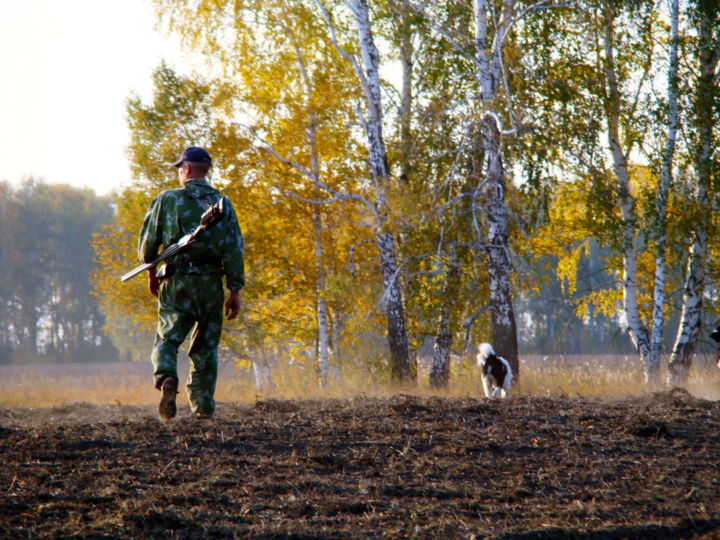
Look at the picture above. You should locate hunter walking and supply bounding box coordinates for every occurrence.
[138,147,245,419]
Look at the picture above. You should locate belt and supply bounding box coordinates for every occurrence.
[171,256,222,270]
[156,256,222,281]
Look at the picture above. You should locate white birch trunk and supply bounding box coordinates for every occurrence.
[430,245,459,389]
[648,0,680,386]
[430,318,452,390]
[481,113,518,375]
[473,0,493,100]
[288,23,331,389]
[668,232,707,385]
[472,0,519,377]
[307,110,330,389]
[348,0,389,179]
[399,19,413,183]
[376,228,413,382]
[603,5,651,372]
[253,348,275,393]
[348,0,414,384]
[313,208,330,389]
[667,6,719,385]
[331,310,345,384]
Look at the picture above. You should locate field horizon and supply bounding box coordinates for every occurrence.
[1,355,719,411]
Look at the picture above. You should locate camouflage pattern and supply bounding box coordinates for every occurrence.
[138,178,245,415]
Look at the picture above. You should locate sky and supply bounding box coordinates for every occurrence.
[0,0,189,196]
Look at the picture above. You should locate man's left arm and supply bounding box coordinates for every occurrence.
[138,194,165,264]
[221,199,245,292]
[138,194,165,298]
[221,199,245,319]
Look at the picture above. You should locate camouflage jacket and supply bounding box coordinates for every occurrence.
[138,178,245,291]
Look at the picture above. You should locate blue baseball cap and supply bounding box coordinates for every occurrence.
[172,147,212,167]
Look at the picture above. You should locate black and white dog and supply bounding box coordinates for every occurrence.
[476,343,513,399]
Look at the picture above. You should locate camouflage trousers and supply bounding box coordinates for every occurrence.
[152,272,224,415]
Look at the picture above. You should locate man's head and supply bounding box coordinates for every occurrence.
[172,147,212,185]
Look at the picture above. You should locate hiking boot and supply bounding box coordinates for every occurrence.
[158,377,178,420]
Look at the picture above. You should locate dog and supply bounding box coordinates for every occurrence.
[476,343,512,399]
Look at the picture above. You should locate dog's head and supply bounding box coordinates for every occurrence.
[476,342,495,366]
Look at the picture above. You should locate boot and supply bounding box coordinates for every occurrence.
[158,377,179,420]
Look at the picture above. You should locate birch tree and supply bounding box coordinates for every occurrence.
[316,0,415,384]
[406,0,588,382]
[279,8,332,388]
[667,0,720,385]
[468,0,520,377]
[602,1,650,380]
[649,0,680,385]
[429,244,461,388]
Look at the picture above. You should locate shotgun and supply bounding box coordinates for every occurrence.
[120,197,226,282]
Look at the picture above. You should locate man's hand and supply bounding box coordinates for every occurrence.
[147,270,160,298]
[225,290,241,320]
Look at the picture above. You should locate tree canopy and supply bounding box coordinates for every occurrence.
[91,0,720,390]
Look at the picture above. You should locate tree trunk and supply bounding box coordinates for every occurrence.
[398,2,413,183]
[603,3,652,374]
[430,245,460,389]
[481,113,518,376]
[287,21,332,389]
[430,316,452,390]
[253,347,275,393]
[471,0,519,379]
[331,309,345,384]
[377,229,414,383]
[348,0,414,385]
[348,0,390,179]
[648,0,680,386]
[668,4,719,385]
[668,232,707,385]
[313,208,330,388]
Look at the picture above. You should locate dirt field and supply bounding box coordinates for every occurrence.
[1,388,719,539]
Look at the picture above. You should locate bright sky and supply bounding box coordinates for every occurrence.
[0,0,188,196]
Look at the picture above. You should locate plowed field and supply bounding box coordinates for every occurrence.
[1,388,719,539]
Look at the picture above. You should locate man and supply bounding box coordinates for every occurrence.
[138,146,245,420]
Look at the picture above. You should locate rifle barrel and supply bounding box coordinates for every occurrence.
[120,262,154,282]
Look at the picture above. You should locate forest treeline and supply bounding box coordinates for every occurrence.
[0,180,118,364]
[92,1,720,389]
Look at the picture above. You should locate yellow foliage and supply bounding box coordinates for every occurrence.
[556,242,588,296]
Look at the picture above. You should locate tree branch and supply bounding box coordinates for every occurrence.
[245,124,378,215]
[462,305,492,351]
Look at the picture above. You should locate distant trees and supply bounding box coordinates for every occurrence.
[0,180,117,364]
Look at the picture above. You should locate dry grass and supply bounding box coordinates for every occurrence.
[1,354,719,408]
[521,354,720,400]
[0,361,248,408]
